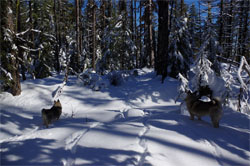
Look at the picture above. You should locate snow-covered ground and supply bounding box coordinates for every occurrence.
[0,68,249,166]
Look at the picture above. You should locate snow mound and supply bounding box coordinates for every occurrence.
[124,109,145,118]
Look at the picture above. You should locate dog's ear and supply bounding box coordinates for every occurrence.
[186,90,192,95]
[57,99,60,102]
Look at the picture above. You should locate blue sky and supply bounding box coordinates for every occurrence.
[184,0,199,5]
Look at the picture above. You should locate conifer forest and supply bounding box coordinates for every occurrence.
[0,0,250,165]
[1,0,249,95]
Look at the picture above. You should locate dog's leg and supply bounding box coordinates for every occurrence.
[45,116,49,128]
[190,113,194,120]
[42,111,48,127]
[210,115,219,128]
[213,122,219,128]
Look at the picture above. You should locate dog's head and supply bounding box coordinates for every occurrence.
[54,99,61,107]
[185,90,199,102]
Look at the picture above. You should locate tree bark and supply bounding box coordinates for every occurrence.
[130,0,134,41]
[139,1,142,67]
[6,0,21,95]
[157,0,169,83]
[241,0,249,60]
[75,0,80,72]
[148,0,154,67]
[219,0,224,46]
[54,0,60,72]
[16,0,26,80]
[181,0,184,16]
[92,4,96,70]
[134,0,138,68]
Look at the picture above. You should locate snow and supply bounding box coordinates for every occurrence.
[0,69,249,166]
[7,7,13,14]
[237,56,249,90]
[16,28,30,36]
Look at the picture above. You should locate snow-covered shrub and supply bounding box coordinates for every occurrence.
[176,73,190,116]
[176,73,189,101]
[99,12,136,72]
[79,70,108,91]
[34,60,52,79]
[189,54,226,98]
[78,70,136,91]
[108,71,124,86]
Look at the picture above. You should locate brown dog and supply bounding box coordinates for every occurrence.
[185,91,222,128]
[42,100,62,128]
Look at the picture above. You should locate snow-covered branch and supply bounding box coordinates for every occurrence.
[16,28,30,36]
[237,56,250,90]
[0,67,13,80]
[53,81,66,101]
[176,73,189,102]
[19,45,42,52]
[216,55,250,77]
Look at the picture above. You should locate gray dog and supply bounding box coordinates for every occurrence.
[185,91,222,128]
[42,100,62,128]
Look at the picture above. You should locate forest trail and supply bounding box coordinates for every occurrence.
[0,69,249,166]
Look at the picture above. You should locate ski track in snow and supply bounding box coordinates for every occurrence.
[137,110,151,166]
[180,119,224,166]
[0,126,43,144]
[1,69,249,166]
[63,122,101,166]
[203,140,224,166]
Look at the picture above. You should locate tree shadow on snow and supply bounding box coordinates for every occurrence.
[147,110,249,166]
[73,146,141,166]
[102,76,179,105]
[1,138,67,165]
[0,107,43,137]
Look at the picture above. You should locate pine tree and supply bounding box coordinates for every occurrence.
[0,0,21,95]
[168,16,193,78]
[98,0,136,72]
[187,3,199,53]
[200,0,221,75]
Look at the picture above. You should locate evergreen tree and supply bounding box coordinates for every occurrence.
[187,3,199,53]
[98,0,136,72]
[0,0,21,95]
[168,17,193,78]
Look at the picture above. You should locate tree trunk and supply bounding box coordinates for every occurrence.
[139,1,142,67]
[181,0,184,16]
[219,0,224,46]
[226,0,233,59]
[16,0,26,80]
[29,0,34,56]
[54,0,60,72]
[7,0,21,95]
[198,0,202,47]
[58,0,62,56]
[75,0,80,72]
[148,0,154,67]
[134,0,138,68]
[241,0,249,61]
[130,0,134,41]
[157,0,169,83]
[92,4,96,70]
[79,0,83,62]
